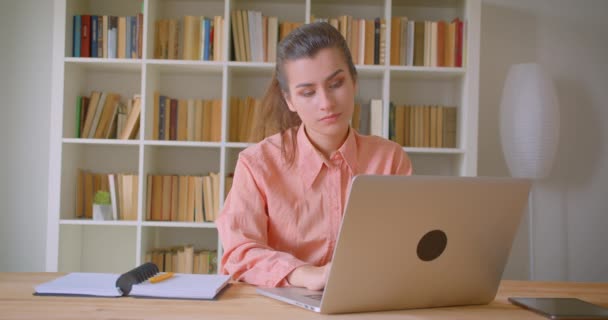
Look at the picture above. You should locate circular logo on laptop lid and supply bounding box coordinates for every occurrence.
[417,230,448,261]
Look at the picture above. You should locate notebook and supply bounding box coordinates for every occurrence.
[35,262,231,300]
[257,175,531,314]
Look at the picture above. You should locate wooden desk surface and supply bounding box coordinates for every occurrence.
[1,273,607,319]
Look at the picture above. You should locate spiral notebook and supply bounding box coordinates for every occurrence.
[34,263,231,300]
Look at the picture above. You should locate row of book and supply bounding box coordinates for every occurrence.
[75,170,139,221]
[145,245,218,274]
[146,173,221,223]
[72,14,144,59]
[77,92,141,140]
[389,105,457,148]
[351,99,383,137]
[231,10,302,62]
[313,16,386,65]
[390,17,465,67]
[152,93,222,142]
[151,95,271,143]
[74,171,236,222]
[71,13,464,66]
[154,16,225,61]
[229,96,261,143]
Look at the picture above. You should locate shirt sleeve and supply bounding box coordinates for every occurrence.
[216,154,309,287]
[393,146,414,176]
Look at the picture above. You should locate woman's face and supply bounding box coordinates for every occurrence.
[282,47,357,146]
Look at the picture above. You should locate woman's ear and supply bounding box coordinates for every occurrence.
[283,92,297,112]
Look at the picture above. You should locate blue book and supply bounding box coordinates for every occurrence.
[73,15,81,57]
[130,16,138,58]
[97,16,103,57]
[203,18,211,61]
[91,16,98,58]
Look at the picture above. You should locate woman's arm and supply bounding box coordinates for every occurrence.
[216,155,309,287]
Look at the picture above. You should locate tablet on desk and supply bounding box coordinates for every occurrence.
[509,297,608,319]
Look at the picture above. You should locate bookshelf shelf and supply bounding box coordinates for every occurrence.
[48,0,480,274]
[143,140,222,148]
[404,147,465,154]
[390,66,465,79]
[142,221,217,229]
[63,138,140,145]
[145,60,225,73]
[59,219,138,226]
[64,58,143,71]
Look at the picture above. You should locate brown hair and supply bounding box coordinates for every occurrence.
[252,22,358,166]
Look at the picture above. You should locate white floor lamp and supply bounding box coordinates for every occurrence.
[499,63,560,280]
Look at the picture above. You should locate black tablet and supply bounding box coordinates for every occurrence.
[509,297,608,319]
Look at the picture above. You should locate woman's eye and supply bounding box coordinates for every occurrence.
[301,90,314,97]
[329,79,343,89]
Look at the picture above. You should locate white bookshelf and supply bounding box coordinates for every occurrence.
[46,0,480,272]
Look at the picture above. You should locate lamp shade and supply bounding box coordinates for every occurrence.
[499,63,560,179]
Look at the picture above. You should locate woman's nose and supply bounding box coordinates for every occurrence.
[317,88,334,110]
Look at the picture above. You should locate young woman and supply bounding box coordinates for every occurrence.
[216,22,412,291]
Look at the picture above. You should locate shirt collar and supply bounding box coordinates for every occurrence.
[295,125,358,190]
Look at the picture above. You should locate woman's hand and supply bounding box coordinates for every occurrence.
[287,263,332,291]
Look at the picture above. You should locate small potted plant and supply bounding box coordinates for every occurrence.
[92,190,113,221]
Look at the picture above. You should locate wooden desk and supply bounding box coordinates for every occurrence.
[1,273,607,319]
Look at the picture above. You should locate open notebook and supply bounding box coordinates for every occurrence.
[35,262,230,300]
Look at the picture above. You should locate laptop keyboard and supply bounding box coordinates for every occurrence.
[305,294,323,301]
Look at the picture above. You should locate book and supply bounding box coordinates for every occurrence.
[34,262,230,300]
[119,95,141,140]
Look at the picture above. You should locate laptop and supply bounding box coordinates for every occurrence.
[257,175,531,314]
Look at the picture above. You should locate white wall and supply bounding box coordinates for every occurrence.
[480,0,608,281]
[0,0,53,271]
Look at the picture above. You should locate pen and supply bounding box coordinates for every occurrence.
[149,272,174,284]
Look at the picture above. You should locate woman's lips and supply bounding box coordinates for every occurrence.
[320,113,341,122]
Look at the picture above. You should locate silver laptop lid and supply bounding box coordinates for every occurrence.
[320,175,531,314]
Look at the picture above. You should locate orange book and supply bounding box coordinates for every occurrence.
[177,175,188,221]
[445,21,456,67]
[194,176,204,222]
[151,175,163,221]
[161,175,172,221]
[75,169,84,218]
[210,99,222,142]
[229,97,239,141]
[170,175,179,221]
[186,176,196,222]
[364,19,374,65]
[183,16,201,60]
[390,17,401,65]
[203,100,213,141]
[202,175,214,221]
[350,17,359,65]
[194,99,204,141]
[177,99,188,141]
[395,105,405,146]
[117,16,126,59]
[436,21,446,67]
[146,175,152,221]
